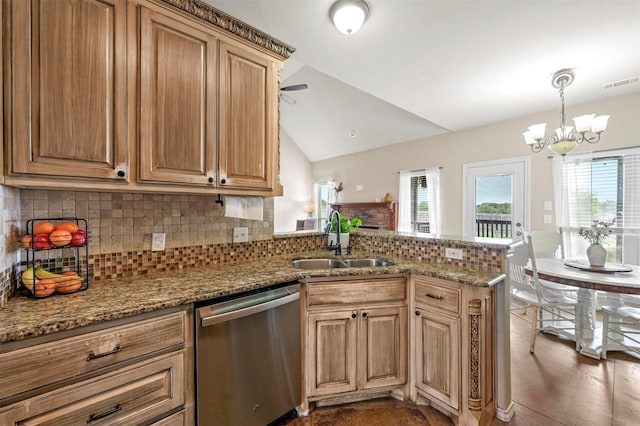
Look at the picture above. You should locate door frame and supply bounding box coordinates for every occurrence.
[462,156,531,239]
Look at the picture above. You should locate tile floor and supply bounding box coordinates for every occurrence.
[275,309,640,426]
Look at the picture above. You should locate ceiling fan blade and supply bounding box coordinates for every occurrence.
[280,93,296,104]
[281,83,308,92]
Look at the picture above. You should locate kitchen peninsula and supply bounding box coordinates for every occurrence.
[0,231,514,426]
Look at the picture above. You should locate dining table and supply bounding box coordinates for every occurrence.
[526,258,640,359]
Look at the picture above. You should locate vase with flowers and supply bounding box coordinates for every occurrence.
[578,219,615,267]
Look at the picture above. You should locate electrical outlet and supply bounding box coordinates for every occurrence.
[151,232,165,251]
[445,247,463,260]
[233,227,249,243]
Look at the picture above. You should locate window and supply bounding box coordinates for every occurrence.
[314,180,335,231]
[398,168,441,233]
[553,147,640,265]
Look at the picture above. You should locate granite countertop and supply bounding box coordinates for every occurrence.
[0,251,504,344]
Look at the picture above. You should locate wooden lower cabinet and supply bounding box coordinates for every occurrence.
[412,276,495,426]
[360,306,407,390]
[0,352,184,425]
[307,310,357,396]
[304,277,408,402]
[0,308,193,426]
[414,307,460,410]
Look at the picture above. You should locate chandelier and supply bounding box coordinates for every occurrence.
[522,69,609,156]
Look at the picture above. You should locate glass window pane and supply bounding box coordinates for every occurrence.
[475,175,512,238]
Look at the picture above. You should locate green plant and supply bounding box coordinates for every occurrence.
[329,216,362,233]
[578,218,615,245]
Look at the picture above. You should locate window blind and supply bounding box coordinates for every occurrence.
[553,147,640,264]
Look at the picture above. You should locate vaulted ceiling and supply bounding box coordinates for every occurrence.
[207,0,640,161]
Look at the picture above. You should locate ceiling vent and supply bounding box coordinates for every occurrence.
[603,76,639,89]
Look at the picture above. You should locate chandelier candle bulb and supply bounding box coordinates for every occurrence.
[573,114,596,132]
[591,115,610,133]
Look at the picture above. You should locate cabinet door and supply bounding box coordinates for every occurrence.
[307,310,358,397]
[218,41,278,189]
[138,6,216,185]
[8,0,128,180]
[359,306,407,389]
[415,307,460,410]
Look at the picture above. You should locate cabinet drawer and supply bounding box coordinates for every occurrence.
[414,278,460,315]
[307,278,406,306]
[152,410,185,426]
[0,351,184,425]
[0,311,186,400]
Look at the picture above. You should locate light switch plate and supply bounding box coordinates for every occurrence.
[544,201,553,211]
[544,214,552,224]
[356,184,364,191]
[151,233,165,251]
[445,248,463,260]
[233,227,249,243]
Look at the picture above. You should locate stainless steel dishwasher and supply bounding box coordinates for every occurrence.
[195,282,301,425]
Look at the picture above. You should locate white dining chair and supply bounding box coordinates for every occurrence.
[509,236,579,353]
[601,305,640,359]
[528,230,579,298]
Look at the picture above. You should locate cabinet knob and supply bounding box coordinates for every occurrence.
[351,313,356,319]
[208,177,214,183]
[362,312,368,318]
[221,178,227,184]
[415,310,420,316]
[116,170,125,178]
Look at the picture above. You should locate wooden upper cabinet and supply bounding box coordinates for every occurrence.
[7,0,128,180]
[218,41,279,190]
[137,6,216,185]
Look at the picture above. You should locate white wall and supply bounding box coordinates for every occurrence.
[312,93,640,235]
[274,130,314,232]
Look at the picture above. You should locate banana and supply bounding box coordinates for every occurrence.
[21,266,37,291]
[35,266,85,283]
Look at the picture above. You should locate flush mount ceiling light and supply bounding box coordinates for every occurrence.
[522,68,609,156]
[330,0,369,35]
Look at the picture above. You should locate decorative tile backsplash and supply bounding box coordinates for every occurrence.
[1,187,507,303]
[351,232,505,273]
[19,190,275,254]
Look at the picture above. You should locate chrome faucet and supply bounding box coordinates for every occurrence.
[326,209,342,255]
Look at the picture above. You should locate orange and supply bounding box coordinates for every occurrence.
[33,221,56,235]
[56,221,79,234]
[34,279,56,297]
[49,229,72,247]
[56,278,82,294]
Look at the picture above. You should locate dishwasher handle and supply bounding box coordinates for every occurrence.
[200,291,299,327]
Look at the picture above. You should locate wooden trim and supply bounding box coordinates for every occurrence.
[330,202,395,210]
[156,0,295,59]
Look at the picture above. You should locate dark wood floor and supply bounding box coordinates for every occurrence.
[275,309,640,425]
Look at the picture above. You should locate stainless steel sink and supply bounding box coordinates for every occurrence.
[291,259,347,269]
[291,258,392,269]
[342,258,392,267]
